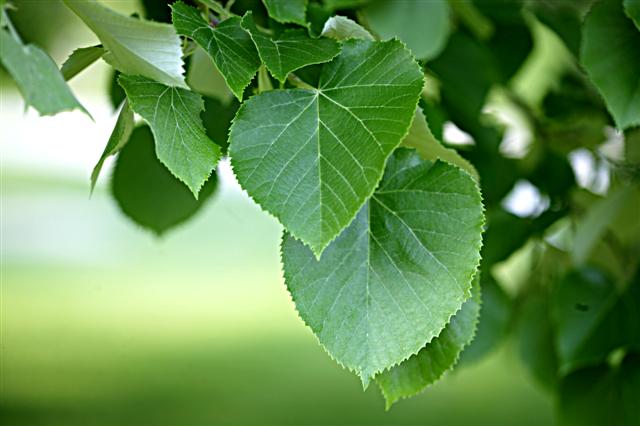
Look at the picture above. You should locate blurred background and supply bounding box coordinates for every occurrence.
[0,1,564,425]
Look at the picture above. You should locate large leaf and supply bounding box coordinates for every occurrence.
[281,149,484,384]
[0,29,87,116]
[376,276,481,408]
[63,0,186,88]
[112,126,217,235]
[229,39,423,256]
[241,12,340,83]
[118,75,221,197]
[581,0,640,129]
[262,0,307,25]
[171,2,260,101]
[363,0,450,60]
[60,45,104,81]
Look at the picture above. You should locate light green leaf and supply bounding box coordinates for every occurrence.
[281,149,484,384]
[112,125,217,235]
[241,12,340,83]
[61,45,104,81]
[625,0,640,30]
[262,0,307,26]
[229,39,423,256]
[63,0,186,88]
[320,15,374,41]
[118,74,221,197]
[363,0,450,60]
[90,100,135,192]
[171,2,260,101]
[581,0,640,129]
[186,47,234,103]
[403,107,479,181]
[376,275,481,408]
[0,29,87,116]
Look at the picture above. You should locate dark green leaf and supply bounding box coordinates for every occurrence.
[262,0,306,25]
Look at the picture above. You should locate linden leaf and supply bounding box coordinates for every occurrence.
[229,39,423,256]
[118,74,221,197]
[64,0,186,88]
[241,12,340,83]
[281,149,484,384]
[262,0,307,26]
[60,45,104,81]
[171,2,260,101]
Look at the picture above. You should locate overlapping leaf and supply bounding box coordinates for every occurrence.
[61,45,104,81]
[376,276,481,408]
[320,15,373,41]
[0,29,87,116]
[581,0,640,129]
[112,126,217,235]
[241,12,340,82]
[64,0,186,88]
[281,149,484,384]
[118,75,221,197]
[230,39,423,256]
[262,0,307,25]
[171,2,260,100]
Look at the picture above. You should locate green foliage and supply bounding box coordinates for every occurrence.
[4,0,640,421]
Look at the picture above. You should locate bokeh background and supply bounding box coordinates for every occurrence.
[1,1,556,425]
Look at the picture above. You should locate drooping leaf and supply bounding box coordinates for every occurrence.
[91,100,135,192]
[63,0,186,88]
[581,0,640,129]
[171,2,260,101]
[281,149,484,384]
[112,125,217,235]
[625,0,640,30]
[558,353,640,426]
[363,0,450,60]
[376,275,481,408]
[262,0,307,25]
[229,39,423,256]
[320,15,374,41]
[118,74,221,197]
[0,29,87,116]
[60,45,104,81]
[402,107,479,181]
[241,12,340,83]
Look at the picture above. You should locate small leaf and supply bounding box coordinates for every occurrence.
[241,12,340,83]
[112,125,217,235]
[320,15,374,41]
[376,276,481,408]
[581,0,640,129]
[118,74,221,197]
[90,100,135,192]
[229,39,423,256]
[171,2,260,101]
[0,29,87,116]
[61,45,104,81]
[262,0,307,26]
[63,0,186,88]
[281,149,484,384]
[363,0,450,60]
[402,107,479,181]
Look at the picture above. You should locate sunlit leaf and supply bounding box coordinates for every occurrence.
[320,15,374,41]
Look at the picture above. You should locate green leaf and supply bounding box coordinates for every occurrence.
[0,29,87,116]
[112,125,217,235]
[60,45,104,81]
[320,15,374,41]
[363,0,450,60]
[171,2,260,101]
[186,47,234,103]
[201,96,239,155]
[229,39,423,256]
[323,0,370,11]
[581,0,640,129]
[376,276,481,408]
[402,107,479,181]
[90,100,135,192]
[559,353,640,426]
[625,0,640,30]
[241,12,340,83]
[281,149,484,384]
[118,74,221,197]
[63,0,186,88]
[262,0,307,26]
